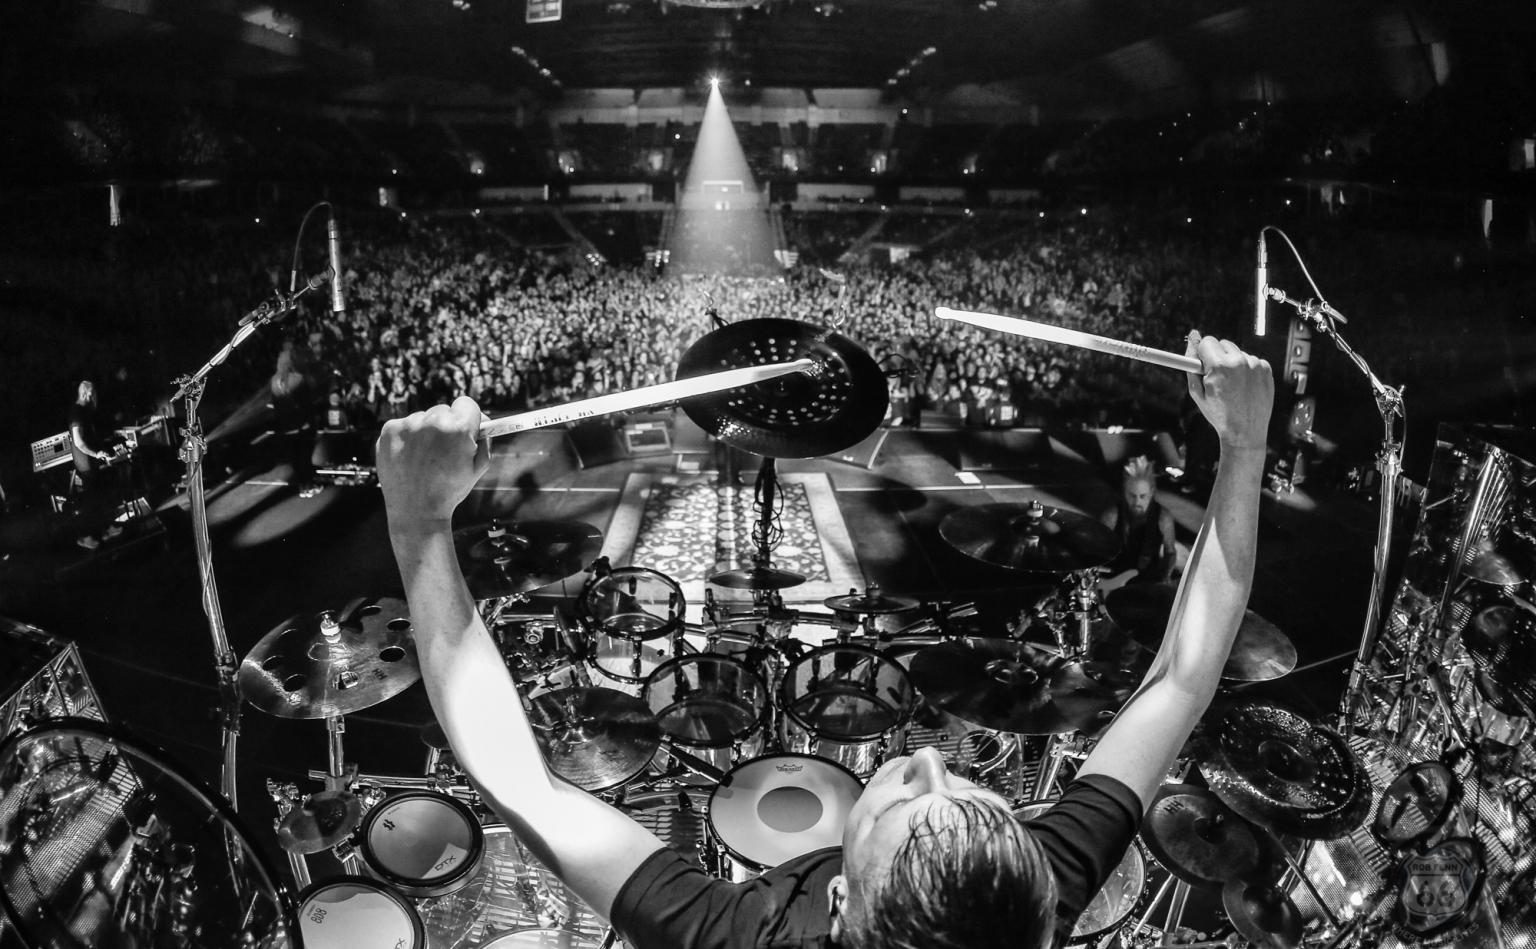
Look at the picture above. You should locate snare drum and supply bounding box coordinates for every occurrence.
[708,753,863,882]
[1016,800,1146,942]
[645,654,771,782]
[579,567,690,694]
[359,790,485,898]
[298,877,425,949]
[779,644,916,776]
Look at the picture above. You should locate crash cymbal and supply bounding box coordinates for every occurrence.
[1141,784,1261,887]
[908,638,1135,734]
[1371,761,1460,851]
[824,586,919,615]
[1105,588,1296,684]
[239,597,420,719]
[676,317,888,458]
[939,502,1121,573]
[1223,880,1303,949]
[1199,700,1371,839]
[708,564,807,590]
[528,687,661,791]
[454,518,603,600]
[276,789,364,855]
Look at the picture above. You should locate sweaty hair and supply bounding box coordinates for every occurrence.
[1122,455,1156,487]
[843,797,1058,949]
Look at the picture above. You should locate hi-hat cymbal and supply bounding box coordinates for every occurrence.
[1105,586,1296,683]
[1223,879,1304,949]
[908,638,1136,734]
[676,318,888,458]
[939,502,1120,573]
[239,597,420,719]
[528,688,661,791]
[1141,784,1261,887]
[709,564,806,590]
[1199,700,1370,839]
[824,586,919,615]
[454,518,603,599]
[276,789,364,855]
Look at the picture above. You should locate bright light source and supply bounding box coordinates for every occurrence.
[1080,207,1087,215]
[708,75,720,88]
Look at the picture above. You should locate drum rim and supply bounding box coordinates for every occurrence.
[297,874,426,947]
[779,642,917,740]
[0,716,299,948]
[477,929,605,949]
[1013,798,1148,941]
[706,752,864,871]
[577,566,687,642]
[359,789,486,896]
[643,653,773,747]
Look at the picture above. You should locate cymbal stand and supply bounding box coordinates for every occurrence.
[265,781,312,890]
[1264,833,1342,930]
[1030,732,1087,799]
[1127,876,1193,945]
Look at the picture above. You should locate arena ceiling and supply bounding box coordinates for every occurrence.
[6,0,1533,112]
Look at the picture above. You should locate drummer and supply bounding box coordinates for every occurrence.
[375,332,1273,949]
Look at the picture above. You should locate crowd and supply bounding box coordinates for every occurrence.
[290,213,1237,435]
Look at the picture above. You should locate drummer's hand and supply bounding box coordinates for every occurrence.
[1185,332,1273,452]
[376,396,489,528]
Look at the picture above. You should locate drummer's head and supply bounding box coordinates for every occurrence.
[829,747,1057,949]
[1121,456,1156,518]
[77,380,96,406]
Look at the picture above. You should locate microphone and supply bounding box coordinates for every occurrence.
[327,211,347,315]
[1254,232,1268,337]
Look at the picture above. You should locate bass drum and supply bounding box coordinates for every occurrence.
[413,823,609,949]
[1015,800,1147,943]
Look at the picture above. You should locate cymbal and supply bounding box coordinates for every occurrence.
[1105,586,1296,683]
[708,564,806,590]
[908,638,1135,734]
[454,518,603,600]
[676,317,888,458]
[527,687,661,791]
[939,502,1120,573]
[239,597,420,719]
[1464,548,1522,585]
[824,586,918,614]
[1223,880,1303,949]
[1142,784,1260,887]
[1199,700,1371,839]
[276,789,364,855]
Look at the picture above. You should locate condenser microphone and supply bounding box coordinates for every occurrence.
[1254,232,1268,337]
[327,211,347,315]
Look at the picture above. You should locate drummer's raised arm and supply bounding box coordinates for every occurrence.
[376,397,668,918]
[1078,335,1273,810]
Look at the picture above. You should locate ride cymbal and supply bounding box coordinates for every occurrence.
[939,502,1120,573]
[676,318,887,458]
[908,638,1135,734]
[454,518,603,599]
[239,597,420,719]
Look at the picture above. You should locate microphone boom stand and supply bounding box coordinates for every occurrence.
[1264,286,1404,736]
[168,276,327,813]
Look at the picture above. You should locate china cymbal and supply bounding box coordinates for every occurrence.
[276,789,364,855]
[1199,700,1370,839]
[676,318,888,458]
[528,687,661,791]
[1141,784,1261,887]
[908,638,1136,734]
[939,502,1121,573]
[824,586,919,615]
[1223,880,1304,949]
[454,518,603,600]
[239,597,420,719]
[1105,586,1296,683]
[708,564,807,590]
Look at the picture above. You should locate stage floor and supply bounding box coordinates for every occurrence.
[0,425,1379,871]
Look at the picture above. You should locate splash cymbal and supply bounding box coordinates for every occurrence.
[454,518,603,599]
[1141,784,1260,887]
[824,586,919,614]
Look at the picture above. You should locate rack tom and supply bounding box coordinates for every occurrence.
[779,643,916,776]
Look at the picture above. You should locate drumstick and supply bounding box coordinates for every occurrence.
[934,307,1202,374]
[478,359,816,439]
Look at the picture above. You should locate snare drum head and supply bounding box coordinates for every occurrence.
[362,791,483,895]
[783,645,915,740]
[299,877,424,949]
[646,655,770,746]
[709,754,863,870]
[479,931,603,949]
[1016,801,1145,939]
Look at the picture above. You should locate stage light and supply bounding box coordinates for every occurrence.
[709,75,720,89]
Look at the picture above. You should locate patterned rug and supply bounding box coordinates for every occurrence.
[599,472,862,607]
